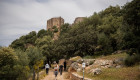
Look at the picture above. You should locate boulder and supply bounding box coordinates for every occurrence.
[71,62,79,71]
[114,58,124,65]
[93,59,113,68]
[89,68,102,75]
[77,59,95,66]
[70,56,82,62]
[83,59,95,66]
[59,59,65,65]
[77,59,83,64]
[77,68,82,72]
[116,65,123,68]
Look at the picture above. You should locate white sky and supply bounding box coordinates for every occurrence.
[0,0,132,46]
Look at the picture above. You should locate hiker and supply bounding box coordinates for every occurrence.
[59,64,63,75]
[63,60,67,71]
[54,63,59,80]
[45,63,50,74]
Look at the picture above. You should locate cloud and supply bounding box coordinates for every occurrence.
[0,0,132,46]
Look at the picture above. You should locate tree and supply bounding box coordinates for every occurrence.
[10,31,37,51]
[35,36,54,63]
[26,47,44,80]
[37,29,47,38]
[60,23,70,35]
[14,50,30,80]
[122,0,140,53]
[25,31,37,45]
[0,47,17,80]
[52,26,58,33]
[123,0,140,35]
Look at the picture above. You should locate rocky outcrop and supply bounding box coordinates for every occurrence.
[77,59,95,65]
[70,73,92,80]
[89,68,102,75]
[71,62,79,70]
[93,59,114,68]
[69,56,125,79]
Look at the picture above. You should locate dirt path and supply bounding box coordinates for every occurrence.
[41,70,69,80]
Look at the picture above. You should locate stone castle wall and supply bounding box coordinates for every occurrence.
[47,17,64,31]
[47,17,64,40]
[46,17,85,40]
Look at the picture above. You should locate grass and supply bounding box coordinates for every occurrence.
[83,52,127,60]
[38,70,46,80]
[78,53,140,80]
[78,65,140,80]
[70,56,82,62]
[96,52,127,60]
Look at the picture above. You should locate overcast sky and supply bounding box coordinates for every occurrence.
[0,0,132,46]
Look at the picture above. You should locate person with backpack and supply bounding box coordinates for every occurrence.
[59,64,63,75]
[45,63,50,75]
[54,63,59,80]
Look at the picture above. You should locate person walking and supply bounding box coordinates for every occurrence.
[63,60,67,71]
[59,64,63,75]
[45,63,50,75]
[54,63,59,80]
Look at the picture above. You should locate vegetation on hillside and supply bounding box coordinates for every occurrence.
[0,0,139,80]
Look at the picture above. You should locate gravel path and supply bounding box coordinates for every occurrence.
[41,70,69,80]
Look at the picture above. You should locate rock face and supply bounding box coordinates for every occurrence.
[59,59,65,65]
[69,56,125,80]
[70,58,124,72]
[93,59,114,68]
[114,58,124,64]
[77,59,95,66]
[71,62,79,70]
[89,68,102,75]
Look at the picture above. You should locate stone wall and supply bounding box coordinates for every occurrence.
[47,17,64,40]
[47,17,64,30]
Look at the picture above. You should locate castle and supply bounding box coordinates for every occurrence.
[47,17,64,31]
[47,17,85,40]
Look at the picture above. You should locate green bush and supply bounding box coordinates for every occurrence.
[124,54,140,66]
[83,55,93,59]
[89,61,94,65]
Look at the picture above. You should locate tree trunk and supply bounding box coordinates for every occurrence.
[32,68,35,80]
[37,66,39,80]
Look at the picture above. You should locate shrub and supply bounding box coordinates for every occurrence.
[124,54,140,66]
[70,56,82,62]
[89,61,94,65]
[83,55,93,59]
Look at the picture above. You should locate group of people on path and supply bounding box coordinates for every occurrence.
[45,61,67,79]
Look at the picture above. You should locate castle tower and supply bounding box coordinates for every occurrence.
[47,17,64,40]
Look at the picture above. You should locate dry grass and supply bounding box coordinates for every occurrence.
[78,65,140,80]
[78,53,140,80]
[70,56,82,62]
[63,72,70,79]
[96,52,127,60]
[39,70,47,80]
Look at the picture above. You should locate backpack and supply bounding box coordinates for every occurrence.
[54,67,57,71]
